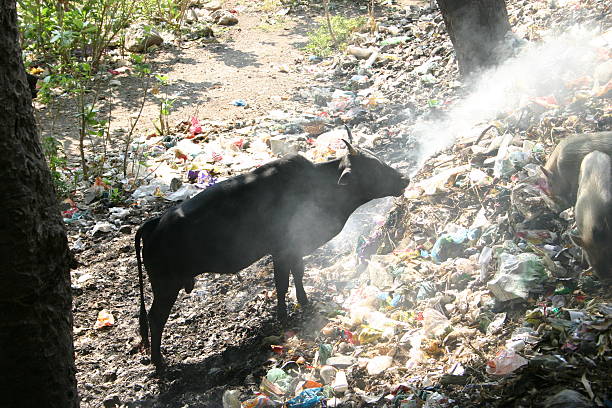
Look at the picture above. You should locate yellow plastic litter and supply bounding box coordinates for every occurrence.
[390,310,413,323]
[358,326,383,345]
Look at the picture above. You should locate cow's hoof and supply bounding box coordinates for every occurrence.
[151,354,166,369]
[297,295,309,307]
[276,307,288,325]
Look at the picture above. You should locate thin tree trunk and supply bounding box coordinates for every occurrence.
[0,1,78,406]
[436,0,511,77]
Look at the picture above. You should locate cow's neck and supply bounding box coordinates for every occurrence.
[314,158,367,211]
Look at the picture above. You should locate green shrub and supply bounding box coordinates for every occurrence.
[304,15,366,57]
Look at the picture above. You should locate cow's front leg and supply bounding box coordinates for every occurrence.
[289,256,308,307]
[272,255,290,323]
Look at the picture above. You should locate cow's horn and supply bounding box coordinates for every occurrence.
[344,125,354,144]
[342,139,357,156]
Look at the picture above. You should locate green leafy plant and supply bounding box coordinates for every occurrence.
[18,0,135,72]
[136,0,191,33]
[108,186,126,205]
[42,135,76,199]
[304,15,366,57]
[152,74,175,136]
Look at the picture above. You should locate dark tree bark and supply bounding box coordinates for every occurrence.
[436,0,512,77]
[0,1,78,406]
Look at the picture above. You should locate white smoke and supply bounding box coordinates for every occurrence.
[413,25,611,164]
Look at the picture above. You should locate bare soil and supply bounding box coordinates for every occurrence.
[35,3,317,158]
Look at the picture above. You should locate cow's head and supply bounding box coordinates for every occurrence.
[337,138,409,199]
[571,224,612,282]
[539,165,571,211]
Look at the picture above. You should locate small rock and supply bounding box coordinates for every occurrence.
[347,45,374,59]
[103,369,117,383]
[119,225,132,234]
[185,8,209,23]
[211,10,238,26]
[202,0,222,11]
[337,341,354,354]
[261,335,282,347]
[115,59,130,67]
[170,177,183,192]
[103,394,121,408]
[125,24,164,53]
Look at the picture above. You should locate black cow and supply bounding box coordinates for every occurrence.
[135,130,409,366]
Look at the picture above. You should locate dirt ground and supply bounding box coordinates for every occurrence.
[35,2,320,158]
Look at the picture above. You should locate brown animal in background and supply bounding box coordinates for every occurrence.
[541,131,612,210]
[571,150,612,282]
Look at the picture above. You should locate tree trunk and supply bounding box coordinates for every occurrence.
[0,1,78,406]
[436,0,512,77]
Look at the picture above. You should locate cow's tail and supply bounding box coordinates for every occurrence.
[135,217,160,349]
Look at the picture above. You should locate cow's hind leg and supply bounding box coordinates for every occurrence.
[272,255,290,323]
[148,282,180,367]
[290,256,309,307]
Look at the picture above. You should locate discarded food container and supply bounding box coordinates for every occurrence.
[94,309,115,329]
[333,370,348,393]
[319,365,337,384]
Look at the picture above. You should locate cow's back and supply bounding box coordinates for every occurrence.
[144,155,322,275]
[545,132,612,208]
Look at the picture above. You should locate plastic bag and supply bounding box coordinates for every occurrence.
[486,349,528,375]
[422,308,450,338]
[286,388,325,408]
[487,252,548,301]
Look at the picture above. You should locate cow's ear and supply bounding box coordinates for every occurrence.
[342,139,358,156]
[338,168,352,185]
[570,231,584,247]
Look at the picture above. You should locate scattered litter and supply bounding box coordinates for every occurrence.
[94,309,115,329]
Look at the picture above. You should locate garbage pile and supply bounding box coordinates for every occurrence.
[217,123,611,406]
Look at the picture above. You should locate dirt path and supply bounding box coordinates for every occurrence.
[36,5,317,159]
